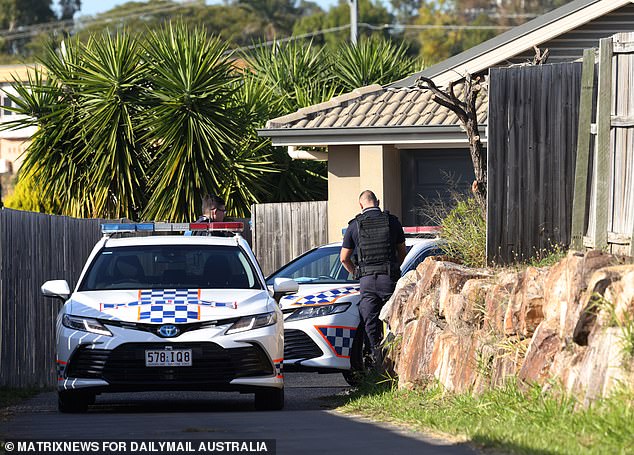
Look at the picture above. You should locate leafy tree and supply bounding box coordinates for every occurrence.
[60,0,81,20]
[293,0,392,47]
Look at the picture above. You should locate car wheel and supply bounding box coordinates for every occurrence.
[342,324,372,386]
[58,390,94,413]
[254,387,284,411]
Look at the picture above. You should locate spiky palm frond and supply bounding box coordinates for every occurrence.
[141,23,241,222]
[330,36,422,91]
[69,32,149,219]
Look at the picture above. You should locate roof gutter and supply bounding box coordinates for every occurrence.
[258,125,484,147]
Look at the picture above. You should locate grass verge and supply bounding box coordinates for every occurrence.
[337,376,634,454]
[0,387,45,409]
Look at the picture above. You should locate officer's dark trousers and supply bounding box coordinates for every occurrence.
[359,273,396,359]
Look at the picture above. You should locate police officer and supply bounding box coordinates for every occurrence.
[194,194,232,237]
[340,190,406,369]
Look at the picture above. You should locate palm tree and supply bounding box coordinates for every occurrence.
[3,23,283,220]
[329,36,422,91]
[140,23,242,221]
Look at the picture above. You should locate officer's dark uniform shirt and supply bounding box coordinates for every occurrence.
[342,207,405,267]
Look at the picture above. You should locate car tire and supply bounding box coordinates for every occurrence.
[342,324,370,386]
[58,390,94,413]
[254,387,284,411]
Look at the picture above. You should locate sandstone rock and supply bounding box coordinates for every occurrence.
[483,272,516,335]
[429,332,479,393]
[503,266,548,338]
[396,317,442,389]
[437,265,492,320]
[573,265,632,346]
[380,269,418,333]
[444,279,493,331]
[518,321,561,384]
[543,250,617,340]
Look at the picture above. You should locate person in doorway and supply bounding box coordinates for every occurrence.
[340,190,406,370]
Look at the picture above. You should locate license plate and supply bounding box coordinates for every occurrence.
[145,349,192,367]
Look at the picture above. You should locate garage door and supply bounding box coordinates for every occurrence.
[401,149,475,226]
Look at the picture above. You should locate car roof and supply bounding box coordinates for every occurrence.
[315,237,440,249]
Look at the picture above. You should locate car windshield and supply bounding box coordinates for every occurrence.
[266,246,355,285]
[79,245,262,291]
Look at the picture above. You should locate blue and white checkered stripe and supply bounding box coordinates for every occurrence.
[283,285,360,306]
[99,289,237,322]
[139,304,199,323]
[140,288,199,304]
[316,326,356,358]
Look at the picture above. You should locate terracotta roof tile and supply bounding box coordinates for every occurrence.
[265,81,488,130]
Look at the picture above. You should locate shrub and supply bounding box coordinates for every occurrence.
[440,197,486,268]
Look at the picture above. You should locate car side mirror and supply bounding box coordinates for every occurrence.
[41,280,71,301]
[272,278,299,294]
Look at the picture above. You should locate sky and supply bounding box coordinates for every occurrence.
[77,0,341,17]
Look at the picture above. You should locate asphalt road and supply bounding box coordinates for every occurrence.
[0,373,477,455]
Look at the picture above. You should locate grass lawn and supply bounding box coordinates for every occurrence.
[337,376,634,454]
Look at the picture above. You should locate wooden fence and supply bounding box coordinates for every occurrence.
[571,33,634,256]
[487,62,583,264]
[251,201,328,276]
[0,209,103,387]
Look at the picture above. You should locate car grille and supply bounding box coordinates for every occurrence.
[66,342,273,384]
[284,329,323,360]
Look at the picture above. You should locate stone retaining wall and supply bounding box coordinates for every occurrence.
[381,250,634,404]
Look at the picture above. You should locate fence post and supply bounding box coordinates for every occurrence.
[591,37,613,251]
[570,49,596,251]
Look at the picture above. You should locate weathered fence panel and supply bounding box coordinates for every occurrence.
[0,209,103,387]
[576,33,634,256]
[487,62,583,264]
[252,201,328,276]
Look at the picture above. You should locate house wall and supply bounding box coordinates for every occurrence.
[327,144,402,242]
[328,145,360,241]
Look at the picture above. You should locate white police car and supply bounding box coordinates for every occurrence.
[266,231,443,384]
[41,222,284,412]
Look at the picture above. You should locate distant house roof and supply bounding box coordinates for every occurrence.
[0,64,41,84]
[261,0,632,142]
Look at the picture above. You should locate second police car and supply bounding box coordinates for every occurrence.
[41,222,285,412]
[266,228,443,384]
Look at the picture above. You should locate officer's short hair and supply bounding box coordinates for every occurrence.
[359,190,378,206]
[202,194,225,212]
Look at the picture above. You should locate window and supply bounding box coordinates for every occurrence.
[79,245,262,291]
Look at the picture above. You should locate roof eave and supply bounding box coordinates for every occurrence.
[258,125,487,147]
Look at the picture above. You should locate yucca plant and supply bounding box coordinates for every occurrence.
[330,36,422,91]
[140,22,241,222]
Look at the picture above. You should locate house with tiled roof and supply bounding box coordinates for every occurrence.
[259,0,634,242]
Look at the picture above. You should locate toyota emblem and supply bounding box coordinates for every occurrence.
[158,324,179,338]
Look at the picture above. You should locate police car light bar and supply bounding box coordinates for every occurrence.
[101,222,244,234]
[403,226,441,235]
[189,222,244,232]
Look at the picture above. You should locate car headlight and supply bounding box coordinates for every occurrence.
[62,314,113,337]
[285,303,351,322]
[226,312,278,334]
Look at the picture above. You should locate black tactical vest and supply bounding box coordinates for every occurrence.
[355,211,395,277]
